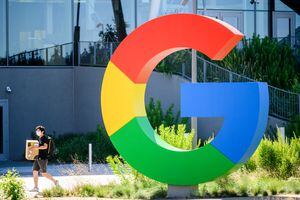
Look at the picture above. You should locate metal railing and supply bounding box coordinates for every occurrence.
[79,41,118,66]
[8,42,73,66]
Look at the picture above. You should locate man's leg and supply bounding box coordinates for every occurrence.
[31,159,40,191]
[33,170,39,188]
[41,172,57,184]
[39,159,58,185]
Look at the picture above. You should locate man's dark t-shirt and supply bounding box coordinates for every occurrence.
[38,135,49,160]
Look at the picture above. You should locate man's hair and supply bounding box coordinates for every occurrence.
[35,125,46,134]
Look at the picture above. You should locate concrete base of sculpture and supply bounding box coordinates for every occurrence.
[167,185,198,198]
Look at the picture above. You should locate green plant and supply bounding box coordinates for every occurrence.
[42,186,65,197]
[146,98,188,131]
[55,125,117,163]
[99,24,118,42]
[157,124,195,150]
[247,128,300,179]
[214,35,300,91]
[0,169,25,200]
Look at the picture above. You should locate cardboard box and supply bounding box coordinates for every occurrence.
[25,140,39,160]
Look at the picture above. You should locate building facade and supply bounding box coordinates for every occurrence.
[0,0,299,160]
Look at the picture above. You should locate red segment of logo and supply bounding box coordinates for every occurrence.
[110,14,243,84]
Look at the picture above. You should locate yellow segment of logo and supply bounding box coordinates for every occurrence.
[101,61,147,135]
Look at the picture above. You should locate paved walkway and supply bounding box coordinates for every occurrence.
[0,161,113,177]
[23,174,120,199]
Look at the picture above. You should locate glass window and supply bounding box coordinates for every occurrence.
[276,17,291,38]
[9,0,72,56]
[197,0,268,11]
[75,0,135,42]
[137,0,151,26]
[137,0,192,27]
[0,1,6,65]
[159,0,192,15]
[243,11,255,38]
[121,0,136,33]
[256,11,268,37]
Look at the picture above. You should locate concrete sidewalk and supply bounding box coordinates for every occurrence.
[22,174,120,190]
[0,162,113,177]
[23,174,120,199]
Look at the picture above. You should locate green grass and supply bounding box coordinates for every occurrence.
[42,169,300,199]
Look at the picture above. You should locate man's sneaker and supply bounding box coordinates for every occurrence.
[29,187,39,192]
[54,180,59,187]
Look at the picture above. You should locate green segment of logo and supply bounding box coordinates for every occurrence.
[110,117,235,185]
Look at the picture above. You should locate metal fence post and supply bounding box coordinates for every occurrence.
[88,143,92,172]
[93,42,96,65]
[278,127,285,142]
[45,48,48,65]
[78,41,81,66]
[181,63,185,77]
[203,60,207,82]
[229,72,233,82]
[110,43,113,57]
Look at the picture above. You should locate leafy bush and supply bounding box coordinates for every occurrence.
[55,125,117,163]
[146,98,188,131]
[0,169,25,200]
[246,129,300,179]
[157,124,195,150]
[216,35,300,91]
[42,186,65,197]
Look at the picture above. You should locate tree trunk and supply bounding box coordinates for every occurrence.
[111,0,127,42]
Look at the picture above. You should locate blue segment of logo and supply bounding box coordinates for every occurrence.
[180,82,269,164]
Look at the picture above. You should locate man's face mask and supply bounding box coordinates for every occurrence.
[36,130,41,137]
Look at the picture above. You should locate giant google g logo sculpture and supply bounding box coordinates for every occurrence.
[101,14,269,185]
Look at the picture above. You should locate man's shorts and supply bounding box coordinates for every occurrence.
[33,158,48,173]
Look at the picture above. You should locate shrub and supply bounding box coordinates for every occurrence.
[42,186,65,197]
[55,125,117,163]
[146,98,189,131]
[248,128,300,179]
[157,124,195,150]
[216,35,299,91]
[0,169,25,200]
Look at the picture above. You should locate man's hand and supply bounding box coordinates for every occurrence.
[29,146,38,150]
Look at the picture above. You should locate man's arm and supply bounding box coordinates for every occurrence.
[30,143,47,150]
[37,143,48,150]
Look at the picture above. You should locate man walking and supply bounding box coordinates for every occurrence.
[29,125,58,192]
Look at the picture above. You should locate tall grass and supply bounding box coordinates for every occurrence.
[245,128,300,179]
